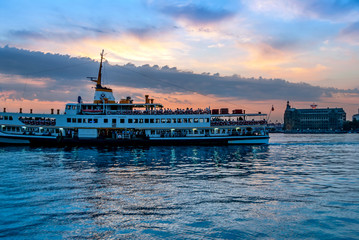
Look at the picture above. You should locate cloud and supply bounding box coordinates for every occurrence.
[246,0,359,21]
[339,21,359,44]
[8,30,46,40]
[301,0,359,20]
[0,46,358,104]
[161,3,235,25]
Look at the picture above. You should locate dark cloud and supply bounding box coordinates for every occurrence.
[126,26,163,39]
[266,37,301,51]
[300,0,359,20]
[0,46,358,104]
[161,3,235,24]
[8,30,46,40]
[75,25,109,34]
[339,21,359,41]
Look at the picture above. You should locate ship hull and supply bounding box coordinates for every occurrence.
[0,132,269,146]
[0,132,57,145]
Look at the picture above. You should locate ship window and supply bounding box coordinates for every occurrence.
[188,118,193,123]
[66,105,71,110]
[145,119,149,123]
[83,119,87,123]
[72,118,76,123]
[72,106,77,110]
[194,118,198,123]
[94,119,98,123]
[167,119,171,123]
[155,119,160,123]
[150,119,154,123]
[183,118,188,123]
[205,118,209,122]
[120,119,124,123]
[128,119,133,123]
[134,119,138,123]
[178,118,182,123]
[139,119,144,123]
[112,119,116,123]
[172,119,177,123]
[78,118,82,123]
[104,119,108,123]
[4,116,8,120]
[67,118,71,123]
[88,119,93,123]
[161,119,166,123]
[199,118,204,123]
[0,116,2,120]
[151,130,155,135]
[9,116,13,120]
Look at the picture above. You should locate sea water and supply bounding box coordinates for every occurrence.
[0,134,358,239]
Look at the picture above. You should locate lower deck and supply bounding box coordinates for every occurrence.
[0,125,269,146]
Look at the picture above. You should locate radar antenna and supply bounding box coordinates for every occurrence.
[310,103,318,109]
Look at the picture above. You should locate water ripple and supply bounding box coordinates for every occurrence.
[0,134,359,239]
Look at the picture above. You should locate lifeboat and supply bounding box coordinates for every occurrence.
[82,109,103,114]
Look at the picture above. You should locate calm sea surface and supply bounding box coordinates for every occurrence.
[1,134,359,239]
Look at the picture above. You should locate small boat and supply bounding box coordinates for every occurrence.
[0,50,269,146]
[82,109,104,114]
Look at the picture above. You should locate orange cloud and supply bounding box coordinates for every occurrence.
[237,41,292,71]
[0,73,53,87]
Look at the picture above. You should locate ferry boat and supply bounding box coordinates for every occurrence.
[0,51,269,146]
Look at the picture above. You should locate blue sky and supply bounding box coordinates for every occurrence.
[0,0,359,120]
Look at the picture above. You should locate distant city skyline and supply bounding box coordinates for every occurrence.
[1,0,359,121]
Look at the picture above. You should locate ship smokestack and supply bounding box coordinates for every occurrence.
[145,95,149,104]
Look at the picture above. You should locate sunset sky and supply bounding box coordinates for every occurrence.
[1,0,359,121]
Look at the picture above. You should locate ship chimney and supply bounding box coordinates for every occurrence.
[57,109,60,115]
[19,108,22,113]
[150,99,154,104]
[51,109,54,114]
[3,108,6,112]
[145,95,149,104]
[30,109,33,114]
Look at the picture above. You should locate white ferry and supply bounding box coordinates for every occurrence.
[0,51,269,146]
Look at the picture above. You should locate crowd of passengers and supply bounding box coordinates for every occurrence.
[211,119,267,126]
[19,117,56,126]
[106,108,211,115]
[63,128,267,140]
[98,129,146,140]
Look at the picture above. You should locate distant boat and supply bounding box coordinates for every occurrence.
[0,50,269,146]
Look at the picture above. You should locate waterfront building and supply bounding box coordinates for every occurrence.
[353,109,359,121]
[283,101,346,132]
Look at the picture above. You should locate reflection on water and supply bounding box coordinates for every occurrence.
[0,134,359,239]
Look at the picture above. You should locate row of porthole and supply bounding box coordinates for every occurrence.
[67,118,210,124]
[0,115,13,121]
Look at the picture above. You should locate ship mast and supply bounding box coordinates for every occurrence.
[91,50,116,104]
[96,49,104,88]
